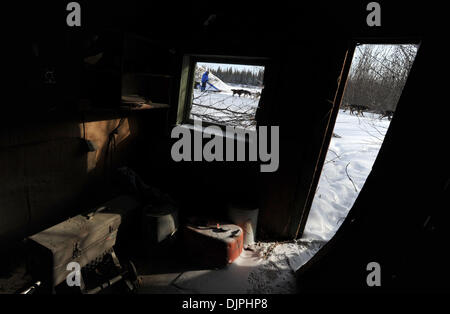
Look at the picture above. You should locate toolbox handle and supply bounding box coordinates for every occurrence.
[83,206,109,220]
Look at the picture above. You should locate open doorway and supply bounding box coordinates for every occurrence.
[302,43,419,241]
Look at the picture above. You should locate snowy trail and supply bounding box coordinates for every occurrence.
[302,109,391,241]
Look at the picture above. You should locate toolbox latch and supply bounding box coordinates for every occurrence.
[72,242,81,259]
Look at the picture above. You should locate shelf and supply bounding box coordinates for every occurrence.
[119,103,170,110]
[74,102,170,122]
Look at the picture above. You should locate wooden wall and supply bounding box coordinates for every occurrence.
[0,114,143,245]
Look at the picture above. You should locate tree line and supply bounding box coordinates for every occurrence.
[210,67,264,87]
[342,44,418,112]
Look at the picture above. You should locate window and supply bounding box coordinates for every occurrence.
[177,56,266,130]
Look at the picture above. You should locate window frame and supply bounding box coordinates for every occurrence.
[176,54,269,130]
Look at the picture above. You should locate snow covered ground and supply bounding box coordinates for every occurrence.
[138,240,325,294]
[190,90,259,128]
[242,109,392,293]
[172,65,393,293]
[137,108,392,294]
[302,109,391,241]
[190,68,393,268]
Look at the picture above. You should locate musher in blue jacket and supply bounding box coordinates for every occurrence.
[201,70,209,91]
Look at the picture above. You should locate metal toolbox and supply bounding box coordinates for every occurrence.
[28,209,121,289]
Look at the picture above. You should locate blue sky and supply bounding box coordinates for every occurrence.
[197,62,264,74]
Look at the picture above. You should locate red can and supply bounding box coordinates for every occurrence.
[183,222,243,268]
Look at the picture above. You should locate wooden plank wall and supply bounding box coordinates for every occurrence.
[0,115,141,245]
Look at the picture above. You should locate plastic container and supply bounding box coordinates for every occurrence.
[142,204,178,245]
[227,205,259,246]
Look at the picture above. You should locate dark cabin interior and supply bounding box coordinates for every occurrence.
[0,1,448,296]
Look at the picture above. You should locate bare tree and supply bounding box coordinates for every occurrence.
[342,44,418,114]
[190,91,258,129]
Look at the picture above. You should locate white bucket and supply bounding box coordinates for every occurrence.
[227,206,259,246]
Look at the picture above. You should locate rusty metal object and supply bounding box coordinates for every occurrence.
[19,281,41,294]
[183,222,244,268]
[84,260,139,294]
